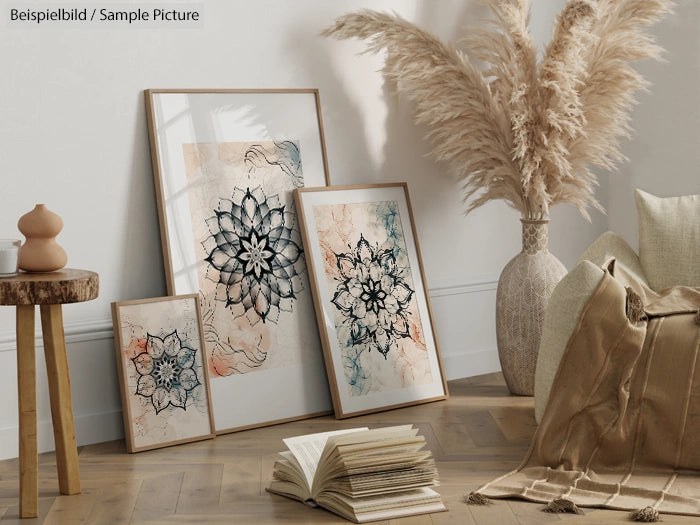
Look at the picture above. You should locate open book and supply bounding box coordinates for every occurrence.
[266,425,446,523]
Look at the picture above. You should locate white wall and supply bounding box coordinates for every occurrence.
[0,0,695,460]
[606,1,700,247]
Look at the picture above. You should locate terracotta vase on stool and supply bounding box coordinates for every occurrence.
[17,204,68,272]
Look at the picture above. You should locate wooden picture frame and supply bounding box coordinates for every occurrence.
[145,89,333,433]
[294,183,448,418]
[111,294,215,452]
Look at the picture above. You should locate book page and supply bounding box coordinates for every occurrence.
[283,428,368,487]
[327,425,417,449]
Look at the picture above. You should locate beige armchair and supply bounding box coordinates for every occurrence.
[534,189,700,423]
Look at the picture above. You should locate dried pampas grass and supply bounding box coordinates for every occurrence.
[322,0,673,220]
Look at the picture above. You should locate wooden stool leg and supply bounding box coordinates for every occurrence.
[40,304,81,496]
[17,305,38,518]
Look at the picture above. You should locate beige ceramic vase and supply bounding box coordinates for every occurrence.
[495,219,567,396]
[17,204,68,272]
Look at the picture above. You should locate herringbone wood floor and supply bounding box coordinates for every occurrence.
[0,373,696,524]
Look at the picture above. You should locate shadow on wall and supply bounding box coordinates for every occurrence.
[287,1,490,192]
[118,93,168,302]
[286,6,377,187]
[378,1,503,269]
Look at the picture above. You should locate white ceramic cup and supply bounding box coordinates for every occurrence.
[0,239,21,277]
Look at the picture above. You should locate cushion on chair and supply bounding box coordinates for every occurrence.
[577,231,649,287]
[534,259,605,423]
[535,189,699,423]
[635,189,700,291]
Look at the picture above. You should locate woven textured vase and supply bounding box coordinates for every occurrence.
[496,219,567,395]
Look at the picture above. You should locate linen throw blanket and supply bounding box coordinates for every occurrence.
[475,260,700,519]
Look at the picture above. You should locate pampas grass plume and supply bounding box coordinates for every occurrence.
[323,0,673,220]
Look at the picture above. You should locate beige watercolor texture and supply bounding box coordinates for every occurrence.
[182,141,320,379]
[118,298,212,449]
[312,200,433,396]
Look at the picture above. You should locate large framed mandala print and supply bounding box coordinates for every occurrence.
[145,89,333,433]
[294,183,448,418]
[111,295,215,452]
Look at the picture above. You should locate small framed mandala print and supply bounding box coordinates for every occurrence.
[145,89,333,432]
[294,183,448,418]
[111,295,215,452]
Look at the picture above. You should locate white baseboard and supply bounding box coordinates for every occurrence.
[0,318,114,352]
[0,351,501,460]
[442,348,501,381]
[0,409,124,461]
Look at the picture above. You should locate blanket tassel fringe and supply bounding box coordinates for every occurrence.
[625,288,647,323]
[542,498,584,515]
[465,492,491,505]
[629,506,660,522]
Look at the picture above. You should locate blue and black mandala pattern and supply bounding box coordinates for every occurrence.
[331,234,415,359]
[133,331,200,414]
[202,186,304,325]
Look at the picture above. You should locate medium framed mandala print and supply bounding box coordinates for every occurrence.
[145,89,333,433]
[294,183,448,418]
[111,295,215,452]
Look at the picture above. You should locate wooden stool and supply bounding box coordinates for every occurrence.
[0,269,98,518]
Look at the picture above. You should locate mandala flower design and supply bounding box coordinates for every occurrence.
[133,331,200,414]
[331,234,415,358]
[202,186,304,324]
